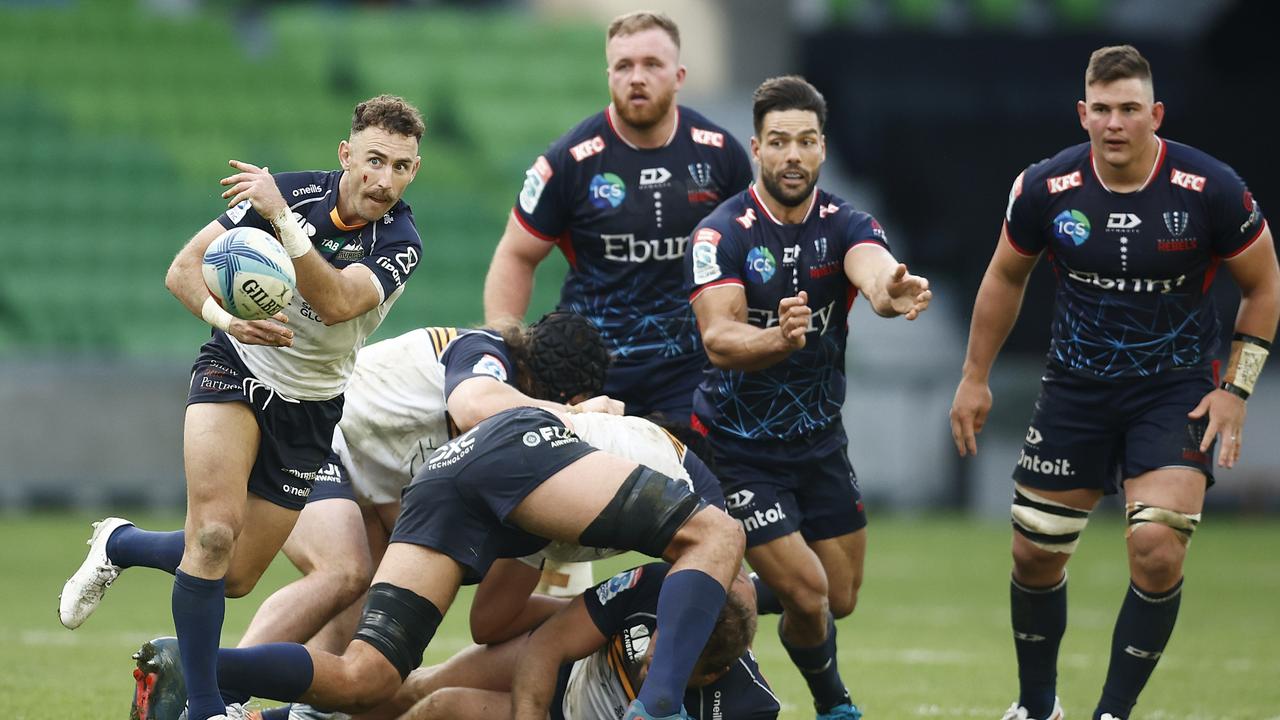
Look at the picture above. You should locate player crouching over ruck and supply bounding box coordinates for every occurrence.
[126,407,745,720]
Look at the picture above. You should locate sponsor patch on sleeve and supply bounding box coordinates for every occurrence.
[226,200,251,225]
[595,567,644,605]
[471,353,509,382]
[518,156,554,214]
[691,227,723,285]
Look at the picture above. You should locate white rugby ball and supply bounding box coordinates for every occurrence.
[202,227,296,320]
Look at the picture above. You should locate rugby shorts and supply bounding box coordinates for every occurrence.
[186,333,343,510]
[1012,363,1216,494]
[708,422,867,547]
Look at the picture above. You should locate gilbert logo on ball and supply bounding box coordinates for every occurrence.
[202,227,297,320]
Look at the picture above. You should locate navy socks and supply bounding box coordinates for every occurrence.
[781,612,849,712]
[1095,579,1183,720]
[636,569,726,717]
[1011,574,1068,719]
[107,526,184,573]
[217,643,315,704]
[172,570,226,720]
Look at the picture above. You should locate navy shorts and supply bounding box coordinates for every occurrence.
[707,423,867,547]
[606,351,705,419]
[1013,364,1215,494]
[306,451,356,503]
[390,407,597,583]
[186,334,344,511]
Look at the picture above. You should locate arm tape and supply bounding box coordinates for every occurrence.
[270,209,313,258]
[1223,332,1271,397]
[201,297,234,332]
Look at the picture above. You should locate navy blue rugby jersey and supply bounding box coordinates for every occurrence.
[514,106,752,364]
[573,563,779,720]
[685,187,890,441]
[1005,138,1267,378]
[218,170,421,303]
[440,329,519,400]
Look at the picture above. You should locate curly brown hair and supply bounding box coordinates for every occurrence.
[498,312,610,403]
[351,94,425,141]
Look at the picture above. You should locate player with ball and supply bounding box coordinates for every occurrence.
[57,95,426,720]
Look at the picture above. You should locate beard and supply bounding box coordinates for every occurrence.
[761,165,819,208]
[612,87,675,130]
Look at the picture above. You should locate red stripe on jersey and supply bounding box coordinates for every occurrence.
[1221,219,1269,259]
[689,278,743,303]
[1003,220,1038,257]
[1202,256,1221,294]
[511,208,558,243]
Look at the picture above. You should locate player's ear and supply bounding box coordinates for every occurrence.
[1151,101,1165,131]
[750,136,761,165]
[338,139,351,170]
[1076,100,1088,129]
[675,63,687,89]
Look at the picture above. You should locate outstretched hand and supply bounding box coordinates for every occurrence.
[882,264,932,320]
[220,159,287,220]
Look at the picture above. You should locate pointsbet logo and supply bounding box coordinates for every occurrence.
[1053,209,1091,246]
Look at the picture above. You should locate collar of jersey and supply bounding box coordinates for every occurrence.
[749,184,817,225]
[605,104,680,150]
[1090,135,1166,195]
[329,205,367,232]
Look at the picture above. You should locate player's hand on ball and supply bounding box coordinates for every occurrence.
[228,312,293,348]
[950,376,993,457]
[883,263,932,320]
[220,160,287,220]
[572,395,625,415]
[778,291,811,350]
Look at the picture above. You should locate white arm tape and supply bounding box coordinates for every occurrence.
[201,296,234,332]
[270,209,312,258]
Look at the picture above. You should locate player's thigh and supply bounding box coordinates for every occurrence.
[1012,367,1123,495]
[182,401,258,516]
[373,541,465,614]
[366,501,398,566]
[809,528,866,617]
[225,494,301,596]
[283,497,371,576]
[506,451,642,541]
[746,531,829,608]
[1122,370,1216,487]
[409,687,511,720]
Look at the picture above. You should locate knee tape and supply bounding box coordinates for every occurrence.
[1011,486,1090,554]
[579,465,707,557]
[1126,501,1200,546]
[354,582,443,680]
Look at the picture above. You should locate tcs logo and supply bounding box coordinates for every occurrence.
[589,173,626,209]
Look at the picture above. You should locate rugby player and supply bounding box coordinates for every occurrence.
[344,563,778,720]
[130,408,746,720]
[58,95,426,720]
[948,46,1277,720]
[685,76,931,720]
[483,10,752,419]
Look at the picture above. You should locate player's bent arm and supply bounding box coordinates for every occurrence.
[446,376,570,433]
[844,243,902,316]
[469,559,567,645]
[289,252,383,325]
[166,221,234,317]
[510,598,608,720]
[1225,227,1280,344]
[958,227,1041,383]
[693,286,796,372]
[483,213,556,325]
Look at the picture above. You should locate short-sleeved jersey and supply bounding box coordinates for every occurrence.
[514,107,752,365]
[685,187,890,441]
[334,328,516,496]
[1004,138,1268,378]
[562,563,779,720]
[216,169,422,399]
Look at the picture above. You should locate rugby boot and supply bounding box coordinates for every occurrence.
[817,702,863,720]
[59,517,132,629]
[623,698,692,720]
[288,704,351,720]
[131,637,187,720]
[999,696,1064,720]
[178,702,254,720]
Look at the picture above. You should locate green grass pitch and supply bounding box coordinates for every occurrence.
[3,512,1277,719]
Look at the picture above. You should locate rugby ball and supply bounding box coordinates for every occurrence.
[202,227,296,320]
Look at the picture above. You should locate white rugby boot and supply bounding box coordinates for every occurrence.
[58,516,132,629]
[1000,697,1064,720]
